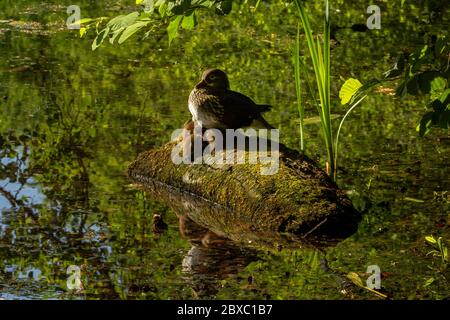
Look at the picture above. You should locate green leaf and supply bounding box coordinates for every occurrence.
[138,0,155,13]
[79,27,87,38]
[439,89,450,105]
[71,18,95,25]
[181,11,197,30]
[404,197,425,203]
[418,71,441,94]
[346,272,364,287]
[423,277,435,287]
[425,236,437,244]
[167,15,182,44]
[158,2,168,17]
[383,54,406,79]
[411,45,429,62]
[118,21,150,44]
[109,27,125,44]
[92,27,110,51]
[417,112,433,136]
[107,12,140,30]
[171,0,191,15]
[339,78,362,105]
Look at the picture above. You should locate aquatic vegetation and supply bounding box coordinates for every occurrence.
[292,0,333,178]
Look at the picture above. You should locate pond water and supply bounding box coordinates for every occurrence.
[0,0,449,299]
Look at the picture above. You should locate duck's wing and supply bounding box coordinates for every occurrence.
[218,90,262,128]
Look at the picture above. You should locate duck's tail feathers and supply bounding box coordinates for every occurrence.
[257,104,273,113]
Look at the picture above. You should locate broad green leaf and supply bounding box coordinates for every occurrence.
[107,12,140,30]
[430,76,447,100]
[339,78,362,105]
[118,21,150,44]
[136,0,145,4]
[425,236,437,244]
[167,15,182,44]
[181,11,197,30]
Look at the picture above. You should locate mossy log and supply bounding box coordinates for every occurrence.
[128,138,360,248]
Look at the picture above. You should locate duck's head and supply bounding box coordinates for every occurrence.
[195,69,230,90]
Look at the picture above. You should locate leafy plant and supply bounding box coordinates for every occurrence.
[292,0,378,181]
[76,0,233,49]
[292,0,334,177]
[352,35,450,137]
[388,36,450,136]
[425,235,448,265]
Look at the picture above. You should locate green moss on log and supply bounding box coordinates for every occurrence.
[128,140,360,246]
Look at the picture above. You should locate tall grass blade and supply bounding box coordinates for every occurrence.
[294,23,305,152]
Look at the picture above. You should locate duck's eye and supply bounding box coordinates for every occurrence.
[208,74,217,80]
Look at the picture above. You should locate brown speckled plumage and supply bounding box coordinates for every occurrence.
[188,69,273,129]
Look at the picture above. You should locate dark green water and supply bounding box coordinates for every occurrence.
[0,0,449,299]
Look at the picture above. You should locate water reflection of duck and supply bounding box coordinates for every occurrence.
[178,215,227,247]
[178,215,258,298]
